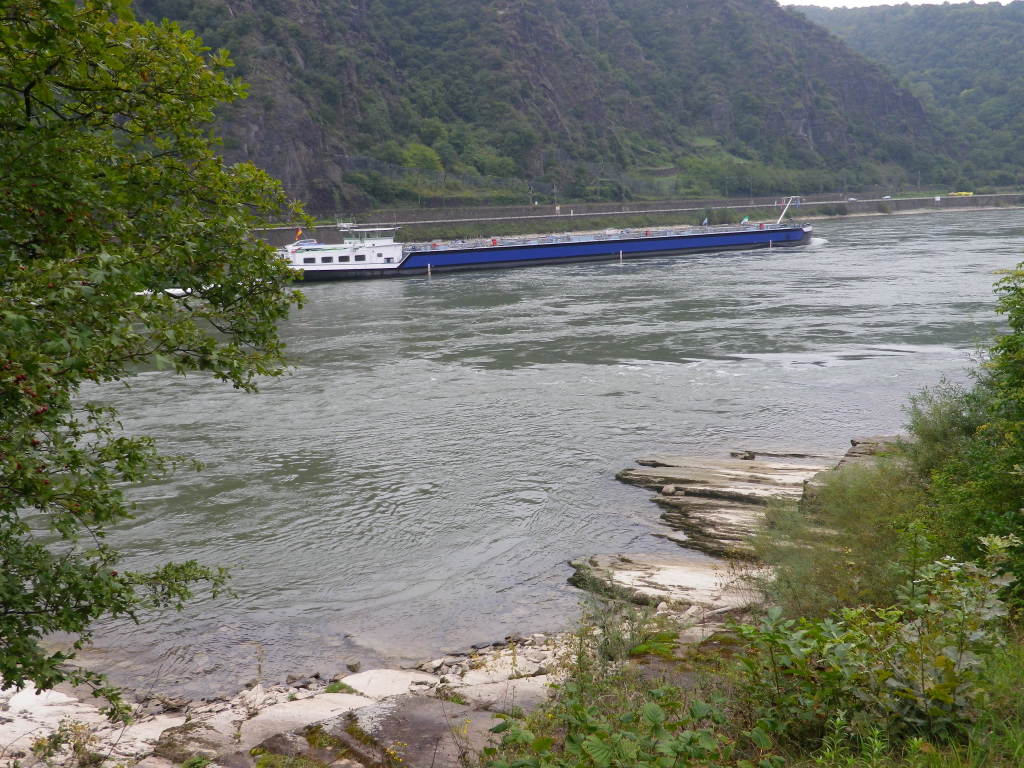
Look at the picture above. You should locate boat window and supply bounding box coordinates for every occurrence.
[385,258,394,263]
[339,255,350,262]
[377,253,383,259]
[302,257,316,264]
[355,254,366,262]
[321,256,333,264]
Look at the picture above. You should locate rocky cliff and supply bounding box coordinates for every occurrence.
[136,0,948,211]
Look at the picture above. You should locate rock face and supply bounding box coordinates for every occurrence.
[132,0,945,213]
[618,451,837,557]
[576,441,897,624]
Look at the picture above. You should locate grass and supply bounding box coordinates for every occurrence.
[567,559,659,606]
[253,756,328,768]
[752,459,928,617]
[433,684,469,705]
[323,681,357,695]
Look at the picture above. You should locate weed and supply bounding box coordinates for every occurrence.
[755,461,929,617]
[568,560,658,606]
[254,755,328,768]
[434,684,469,705]
[323,681,357,694]
[733,538,1015,749]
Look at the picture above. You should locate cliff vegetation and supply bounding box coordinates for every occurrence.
[135,0,955,212]
[796,1,1024,191]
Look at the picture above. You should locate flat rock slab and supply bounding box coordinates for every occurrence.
[653,495,765,557]
[618,452,835,557]
[0,684,187,765]
[456,652,542,686]
[318,695,501,768]
[341,669,440,699]
[238,693,374,751]
[454,675,552,712]
[581,554,761,612]
[622,455,834,498]
[153,692,374,765]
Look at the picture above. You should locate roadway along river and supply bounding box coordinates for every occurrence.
[88,207,1022,697]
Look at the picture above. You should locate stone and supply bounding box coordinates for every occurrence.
[159,695,190,712]
[455,676,551,712]
[153,721,237,764]
[237,693,374,753]
[237,683,265,710]
[575,554,761,612]
[459,655,541,686]
[319,694,501,768]
[133,758,177,768]
[340,670,440,700]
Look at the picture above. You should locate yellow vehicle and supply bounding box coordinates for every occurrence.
[949,191,974,196]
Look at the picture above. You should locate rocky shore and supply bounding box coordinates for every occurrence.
[1,439,892,768]
[1,631,566,768]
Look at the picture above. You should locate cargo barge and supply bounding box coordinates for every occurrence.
[279,200,812,281]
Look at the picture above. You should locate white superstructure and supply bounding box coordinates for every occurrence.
[278,225,404,276]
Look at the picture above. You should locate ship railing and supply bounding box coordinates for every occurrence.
[401,221,797,252]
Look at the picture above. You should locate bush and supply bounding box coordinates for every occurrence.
[902,378,988,480]
[733,538,1016,750]
[754,461,928,617]
[483,603,780,768]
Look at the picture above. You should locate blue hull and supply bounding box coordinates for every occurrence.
[297,224,811,281]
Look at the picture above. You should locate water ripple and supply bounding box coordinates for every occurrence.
[81,208,1020,697]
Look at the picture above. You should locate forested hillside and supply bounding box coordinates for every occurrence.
[137,0,952,212]
[796,1,1024,188]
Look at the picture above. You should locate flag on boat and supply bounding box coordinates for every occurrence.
[702,217,709,226]
[295,228,303,239]
[740,216,749,224]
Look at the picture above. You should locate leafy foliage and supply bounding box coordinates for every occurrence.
[796,2,1024,188]
[132,0,953,211]
[755,461,929,618]
[487,686,738,768]
[0,0,301,715]
[735,538,1014,749]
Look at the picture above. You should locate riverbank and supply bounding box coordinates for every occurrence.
[258,192,1024,245]
[1,440,892,767]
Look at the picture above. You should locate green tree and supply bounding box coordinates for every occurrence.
[402,141,444,172]
[0,1,302,716]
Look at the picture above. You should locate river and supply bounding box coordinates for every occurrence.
[87,208,1022,697]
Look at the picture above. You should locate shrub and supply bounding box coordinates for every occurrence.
[902,378,988,480]
[733,538,1016,749]
[754,461,928,617]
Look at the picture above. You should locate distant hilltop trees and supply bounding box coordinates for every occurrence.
[137,0,980,212]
